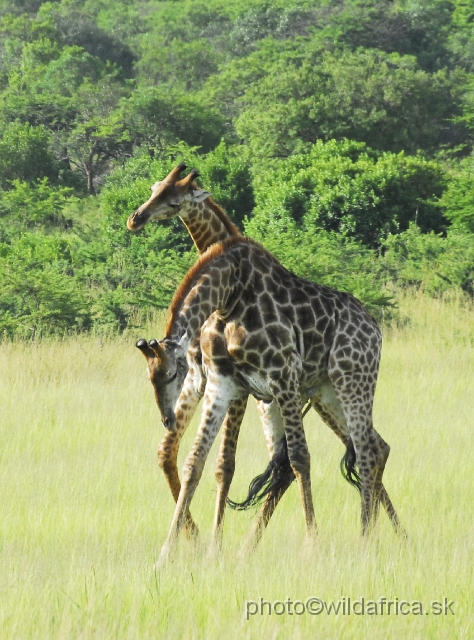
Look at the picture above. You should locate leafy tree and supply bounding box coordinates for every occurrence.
[193,141,254,227]
[447,0,474,72]
[0,0,57,17]
[380,224,474,297]
[246,140,447,247]
[34,45,105,95]
[215,4,318,58]
[57,77,127,194]
[0,178,73,233]
[136,37,222,91]
[205,36,298,125]
[236,47,465,157]
[311,0,454,72]
[438,155,474,233]
[0,233,89,338]
[117,87,226,158]
[0,121,60,188]
[0,10,61,93]
[45,5,136,77]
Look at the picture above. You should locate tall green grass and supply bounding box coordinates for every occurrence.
[1,294,472,638]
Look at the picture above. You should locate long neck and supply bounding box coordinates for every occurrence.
[179,199,241,254]
[165,258,235,350]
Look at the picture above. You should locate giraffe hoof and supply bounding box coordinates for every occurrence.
[184,521,200,540]
[302,531,317,552]
[154,544,174,570]
[397,526,408,541]
[207,542,222,560]
[237,537,258,559]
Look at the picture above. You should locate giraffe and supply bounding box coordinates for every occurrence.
[128,163,403,552]
[136,236,404,564]
[128,163,263,548]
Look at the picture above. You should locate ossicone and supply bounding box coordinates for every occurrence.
[135,338,157,359]
[163,163,188,184]
[177,168,200,187]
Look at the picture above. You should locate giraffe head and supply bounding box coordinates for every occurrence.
[136,338,188,432]
[127,163,211,231]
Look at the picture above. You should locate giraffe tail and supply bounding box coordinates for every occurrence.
[226,438,295,510]
[340,436,361,493]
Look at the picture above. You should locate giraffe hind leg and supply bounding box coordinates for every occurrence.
[368,433,407,537]
[270,376,317,538]
[340,431,405,536]
[345,416,402,535]
[312,383,404,536]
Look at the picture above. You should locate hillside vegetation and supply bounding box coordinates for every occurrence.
[0,0,473,335]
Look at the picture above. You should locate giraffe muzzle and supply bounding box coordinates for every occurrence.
[127,209,150,231]
[161,413,177,432]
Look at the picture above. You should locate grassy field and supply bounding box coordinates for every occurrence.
[1,293,473,639]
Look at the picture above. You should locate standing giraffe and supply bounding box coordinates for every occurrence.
[128,163,265,547]
[136,236,403,564]
[128,163,403,551]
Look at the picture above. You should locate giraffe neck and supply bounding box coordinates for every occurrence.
[180,198,241,254]
[164,240,251,349]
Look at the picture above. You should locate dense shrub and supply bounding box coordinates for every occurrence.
[247,140,447,248]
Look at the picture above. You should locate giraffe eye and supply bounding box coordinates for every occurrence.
[168,202,180,209]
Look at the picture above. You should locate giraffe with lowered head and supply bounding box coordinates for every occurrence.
[128,163,270,548]
[128,164,404,554]
[135,235,404,565]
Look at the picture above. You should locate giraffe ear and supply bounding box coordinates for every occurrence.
[190,189,211,203]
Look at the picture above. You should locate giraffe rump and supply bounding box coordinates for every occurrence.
[226,438,296,510]
[340,437,362,493]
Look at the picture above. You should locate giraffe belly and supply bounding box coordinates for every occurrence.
[236,368,273,402]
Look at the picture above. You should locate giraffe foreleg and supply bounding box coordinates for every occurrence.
[157,375,239,567]
[211,396,248,551]
[157,375,202,539]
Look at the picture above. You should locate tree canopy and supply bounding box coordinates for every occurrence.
[0,0,473,336]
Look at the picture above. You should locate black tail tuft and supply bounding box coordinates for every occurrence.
[227,438,296,510]
[340,437,361,493]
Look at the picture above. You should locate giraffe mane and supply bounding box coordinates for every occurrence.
[205,198,241,238]
[165,236,259,337]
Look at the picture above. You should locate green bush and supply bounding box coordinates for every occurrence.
[438,155,474,233]
[0,233,89,338]
[380,224,474,297]
[0,121,60,189]
[247,140,447,248]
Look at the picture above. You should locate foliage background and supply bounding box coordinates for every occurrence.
[0,0,473,335]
